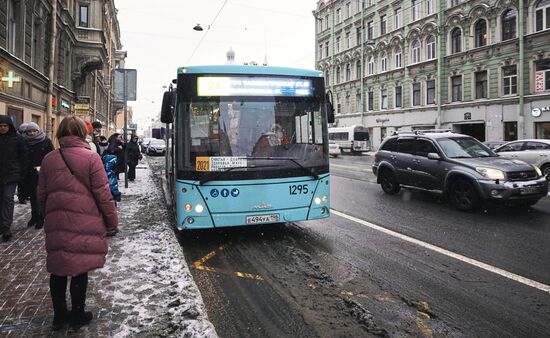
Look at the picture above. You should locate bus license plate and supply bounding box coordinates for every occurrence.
[520,186,541,195]
[246,214,280,224]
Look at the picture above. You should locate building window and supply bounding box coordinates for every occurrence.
[380,15,387,35]
[369,0,375,7]
[348,32,353,49]
[426,80,435,104]
[325,15,330,30]
[394,47,402,68]
[7,0,17,53]
[346,64,351,81]
[381,89,388,109]
[412,0,421,21]
[336,37,341,52]
[475,71,488,99]
[535,0,550,32]
[394,8,402,30]
[368,91,374,110]
[325,42,329,57]
[367,21,374,40]
[426,35,436,60]
[395,86,402,107]
[336,8,342,23]
[337,67,342,84]
[503,65,517,95]
[412,82,421,106]
[501,9,517,41]
[356,27,362,45]
[451,28,462,53]
[357,0,363,11]
[368,57,374,75]
[451,75,462,101]
[452,0,463,6]
[356,93,361,112]
[336,94,341,114]
[412,40,420,63]
[427,0,434,15]
[325,70,330,86]
[356,60,362,79]
[79,4,89,27]
[380,52,387,72]
[346,2,352,18]
[475,19,488,47]
[319,44,323,59]
[535,59,550,92]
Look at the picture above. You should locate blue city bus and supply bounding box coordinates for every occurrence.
[160,65,335,230]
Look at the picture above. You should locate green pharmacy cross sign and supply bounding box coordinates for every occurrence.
[1,71,21,88]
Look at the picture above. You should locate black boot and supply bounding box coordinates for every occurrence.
[27,218,37,228]
[34,215,44,229]
[2,230,12,242]
[70,308,93,329]
[50,274,69,330]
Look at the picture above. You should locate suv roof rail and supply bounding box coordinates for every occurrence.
[390,130,416,136]
[414,129,452,134]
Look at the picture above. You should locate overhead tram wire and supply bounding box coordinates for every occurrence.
[186,0,231,66]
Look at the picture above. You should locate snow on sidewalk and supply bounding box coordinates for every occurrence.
[97,161,217,337]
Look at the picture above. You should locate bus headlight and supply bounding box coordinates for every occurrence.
[195,204,204,213]
[184,204,192,212]
[314,197,321,205]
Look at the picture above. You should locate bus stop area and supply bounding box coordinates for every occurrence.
[0,161,216,337]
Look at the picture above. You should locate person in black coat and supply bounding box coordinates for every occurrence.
[106,133,125,179]
[125,135,142,181]
[0,115,29,241]
[22,122,54,229]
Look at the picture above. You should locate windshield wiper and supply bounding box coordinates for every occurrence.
[199,165,277,185]
[246,157,319,180]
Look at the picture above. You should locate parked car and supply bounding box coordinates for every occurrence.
[140,138,153,153]
[146,138,166,156]
[329,142,341,158]
[372,131,549,211]
[483,141,506,150]
[494,139,550,177]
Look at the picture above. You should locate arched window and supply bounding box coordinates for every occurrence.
[394,47,402,68]
[411,40,420,63]
[345,63,351,81]
[380,52,388,72]
[336,66,341,84]
[475,19,488,47]
[426,35,436,59]
[367,57,374,75]
[535,0,550,32]
[502,9,517,40]
[451,27,462,53]
[356,60,362,79]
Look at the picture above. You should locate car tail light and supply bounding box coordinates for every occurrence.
[374,152,379,161]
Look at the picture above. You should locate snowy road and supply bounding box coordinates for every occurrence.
[148,155,550,337]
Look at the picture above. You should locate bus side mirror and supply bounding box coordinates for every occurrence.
[326,92,335,124]
[160,91,174,123]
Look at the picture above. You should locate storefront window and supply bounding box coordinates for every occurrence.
[535,122,550,139]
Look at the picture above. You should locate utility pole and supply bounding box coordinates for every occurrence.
[45,0,57,139]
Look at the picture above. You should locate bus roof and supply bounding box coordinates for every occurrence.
[178,65,323,78]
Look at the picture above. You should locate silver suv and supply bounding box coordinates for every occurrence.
[372,131,549,211]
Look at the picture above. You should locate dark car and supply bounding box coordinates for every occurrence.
[372,131,549,211]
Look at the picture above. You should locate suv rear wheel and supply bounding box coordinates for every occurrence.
[379,169,400,195]
[449,179,480,211]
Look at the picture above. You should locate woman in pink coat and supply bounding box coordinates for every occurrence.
[38,117,118,330]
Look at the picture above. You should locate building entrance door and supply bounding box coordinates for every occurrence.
[454,123,486,142]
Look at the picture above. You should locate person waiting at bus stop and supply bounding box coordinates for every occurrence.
[38,116,118,330]
[22,122,54,229]
[125,135,142,181]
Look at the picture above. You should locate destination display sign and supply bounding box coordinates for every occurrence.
[196,156,248,172]
[197,77,313,97]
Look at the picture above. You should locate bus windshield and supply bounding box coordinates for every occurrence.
[177,96,328,177]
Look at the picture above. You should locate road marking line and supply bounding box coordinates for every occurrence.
[330,163,373,172]
[331,209,550,294]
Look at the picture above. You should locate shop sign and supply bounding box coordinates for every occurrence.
[464,112,472,120]
[61,100,70,109]
[532,107,550,118]
[74,103,89,110]
[376,118,389,123]
[535,71,545,93]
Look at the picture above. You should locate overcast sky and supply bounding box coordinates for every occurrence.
[115,0,318,133]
